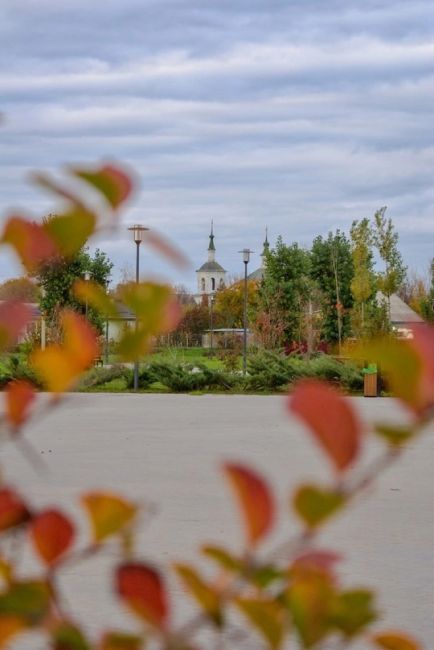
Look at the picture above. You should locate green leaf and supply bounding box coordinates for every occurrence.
[44,210,96,258]
[374,424,418,446]
[330,589,377,637]
[250,565,283,589]
[52,623,91,650]
[287,572,335,648]
[174,564,222,626]
[293,485,345,529]
[236,598,286,649]
[72,164,133,209]
[201,545,242,572]
[0,581,50,625]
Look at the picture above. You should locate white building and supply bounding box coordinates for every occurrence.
[195,223,226,303]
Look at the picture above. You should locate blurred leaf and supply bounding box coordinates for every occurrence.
[73,280,118,318]
[99,631,143,650]
[292,550,341,577]
[250,565,283,589]
[372,632,422,650]
[115,327,152,363]
[287,570,335,648]
[81,492,137,543]
[201,545,242,573]
[1,216,58,272]
[223,463,275,547]
[236,598,286,649]
[0,488,30,532]
[409,324,434,415]
[44,210,96,258]
[0,581,50,624]
[4,380,36,432]
[330,589,377,637]
[145,231,189,270]
[116,563,169,629]
[374,424,417,447]
[32,172,87,209]
[31,311,99,392]
[293,485,345,529]
[290,380,362,473]
[174,564,222,626]
[0,558,13,584]
[72,164,133,209]
[52,622,91,650]
[0,301,33,352]
[0,616,26,648]
[30,509,75,566]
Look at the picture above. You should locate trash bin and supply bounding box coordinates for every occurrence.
[362,363,377,397]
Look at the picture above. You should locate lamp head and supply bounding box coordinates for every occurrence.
[128,224,149,244]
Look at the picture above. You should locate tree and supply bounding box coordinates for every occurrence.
[372,207,406,313]
[349,219,377,338]
[35,247,113,333]
[260,237,311,344]
[214,280,258,329]
[310,231,354,350]
[0,276,40,302]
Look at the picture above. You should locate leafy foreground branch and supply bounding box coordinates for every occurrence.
[0,162,432,649]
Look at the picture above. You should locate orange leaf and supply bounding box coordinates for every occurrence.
[0,488,30,532]
[289,380,361,473]
[1,216,58,271]
[81,493,137,543]
[0,301,33,352]
[73,280,118,318]
[223,463,275,547]
[72,164,134,209]
[30,509,75,566]
[0,616,26,648]
[62,310,99,368]
[31,311,98,392]
[4,380,36,431]
[116,563,169,628]
[373,631,421,650]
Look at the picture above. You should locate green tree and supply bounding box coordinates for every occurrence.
[349,218,377,337]
[35,247,113,333]
[261,237,311,343]
[310,231,354,350]
[372,207,407,313]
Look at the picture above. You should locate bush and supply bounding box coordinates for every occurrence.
[77,364,131,390]
[245,350,292,390]
[0,354,43,389]
[148,361,235,392]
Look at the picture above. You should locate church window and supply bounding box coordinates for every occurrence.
[201,278,206,292]
[211,277,215,291]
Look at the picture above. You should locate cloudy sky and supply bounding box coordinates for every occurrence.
[1,0,433,288]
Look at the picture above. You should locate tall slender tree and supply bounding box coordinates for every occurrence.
[372,207,406,314]
[350,218,376,337]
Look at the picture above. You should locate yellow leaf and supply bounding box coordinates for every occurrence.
[174,564,222,626]
[373,631,422,650]
[81,493,137,543]
[236,598,286,649]
[73,280,118,318]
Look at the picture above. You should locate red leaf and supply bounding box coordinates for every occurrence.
[223,463,275,547]
[289,380,362,472]
[5,380,36,431]
[0,488,30,531]
[30,509,75,566]
[409,323,434,415]
[292,550,342,578]
[0,301,33,351]
[1,216,58,271]
[116,563,169,629]
[72,164,134,209]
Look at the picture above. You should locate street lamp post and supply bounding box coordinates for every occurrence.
[128,224,150,390]
[239,249,253,375]
[210,293,215,354]
[104,282,110,366]
[84,271,90,318]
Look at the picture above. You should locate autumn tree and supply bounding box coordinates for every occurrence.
[0,276,40,302]
[214,280,258,329]
[310,231,354,350]
[349,218,381,338]
[372,207,406,313]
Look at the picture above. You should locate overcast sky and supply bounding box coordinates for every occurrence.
[1,0,433,289]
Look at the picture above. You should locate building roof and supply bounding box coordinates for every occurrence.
[377,292,424,324]
[196,260,226,273]
[247,267,265,281]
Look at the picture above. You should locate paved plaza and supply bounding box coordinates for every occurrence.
[1,394,433,647]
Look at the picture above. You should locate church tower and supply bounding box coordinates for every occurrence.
[196,222,226,299]
[248,227,270,281]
